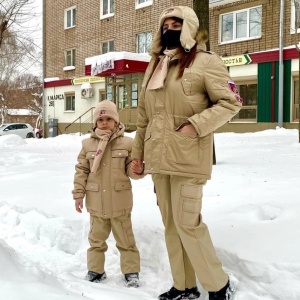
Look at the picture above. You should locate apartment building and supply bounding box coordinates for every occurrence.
[43,0,192,136]
[43,0,299,136]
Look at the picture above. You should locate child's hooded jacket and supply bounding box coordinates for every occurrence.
[73,123,142,218]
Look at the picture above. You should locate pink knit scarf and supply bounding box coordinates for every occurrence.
[91,129,113,173]
[147,48,180,90]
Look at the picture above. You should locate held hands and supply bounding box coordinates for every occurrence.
[75,198,83,213]
[130,159,144,175]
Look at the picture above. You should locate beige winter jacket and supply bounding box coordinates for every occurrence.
[132,6,242,179]
[72,123,142,218]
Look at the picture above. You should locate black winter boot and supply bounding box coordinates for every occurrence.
[124,272,140,288]
[208,280,235,300]
[85,270,106,282]
[185,286,200,299]
[158,287,186,300]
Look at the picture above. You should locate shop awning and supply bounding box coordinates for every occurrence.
[85,51,151,77]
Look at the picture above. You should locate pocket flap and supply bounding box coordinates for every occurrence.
[114,181,132,191]
[86,183,99,191]
[181,184,202,198]
[144,131,151,142]
[112,149,128,158]
[86,152,96,159]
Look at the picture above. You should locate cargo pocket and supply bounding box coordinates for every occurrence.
[121,218,135,247]
[181,68,197,96]
[167,132,199,165]
[111,149,128,169]
[179,184,203,227]
[112,182,132,209]
[88,216,95,243]
[89,217,95,233]
[86,152,96,168]
[86,183,99,192]
[114,181,132,191]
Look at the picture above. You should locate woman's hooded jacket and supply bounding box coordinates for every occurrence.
[73,123,142,218]
[132,6,242,179]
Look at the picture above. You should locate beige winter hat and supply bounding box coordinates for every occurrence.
[93,100,119,128]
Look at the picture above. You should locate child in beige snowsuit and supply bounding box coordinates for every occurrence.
[72,100,144,287]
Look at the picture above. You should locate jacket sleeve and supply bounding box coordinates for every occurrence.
[131,57,157,160]
[72,144,90,200]
[188,53,242,137]
[131,84,148,160]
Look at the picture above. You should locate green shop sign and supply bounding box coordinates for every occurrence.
[221,54,252,67]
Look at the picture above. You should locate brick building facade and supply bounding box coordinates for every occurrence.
[43,0,193,136]
[44,0,192,79]
[43,0,299,136]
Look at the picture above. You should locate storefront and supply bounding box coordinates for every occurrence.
[220,47,299,132]
[43,49,299,137]
[85,51,151,131]
[43,76,105,136]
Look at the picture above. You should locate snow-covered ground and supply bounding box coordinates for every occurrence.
[0,128,299,300]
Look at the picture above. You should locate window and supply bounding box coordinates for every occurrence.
[136,32,152,53]
[100,0,114,19]
[65,95,75,111]
[136,0,153,9]
[131,82,138,107]
[16,124,28,129]
[220,6,262,43]
[231,83,257,122]
[291,1,300,34]
[293,80,299,122]
[6,124,17,130]
[106,84,113,101]
[105,73,144,108]
[99,90,106,101]
[64,6,76,29]
[101,40,114,54]
[65,49,76,67]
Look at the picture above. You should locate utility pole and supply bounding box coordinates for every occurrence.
[278,0,284,128]
[293,0,300,142]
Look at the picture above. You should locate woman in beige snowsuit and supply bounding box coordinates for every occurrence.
[131,6,242,300]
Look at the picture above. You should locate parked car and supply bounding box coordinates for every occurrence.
[35,128,43,138]
[0,123,35,139]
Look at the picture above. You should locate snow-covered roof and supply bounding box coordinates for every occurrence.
[7,109,39,116]
[85,51,151,66]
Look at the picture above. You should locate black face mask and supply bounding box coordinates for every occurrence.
[161,29,182,49]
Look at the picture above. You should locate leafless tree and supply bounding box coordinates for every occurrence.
[0,0,41,79]
[0,0,42,124]
[0,73,42,124]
